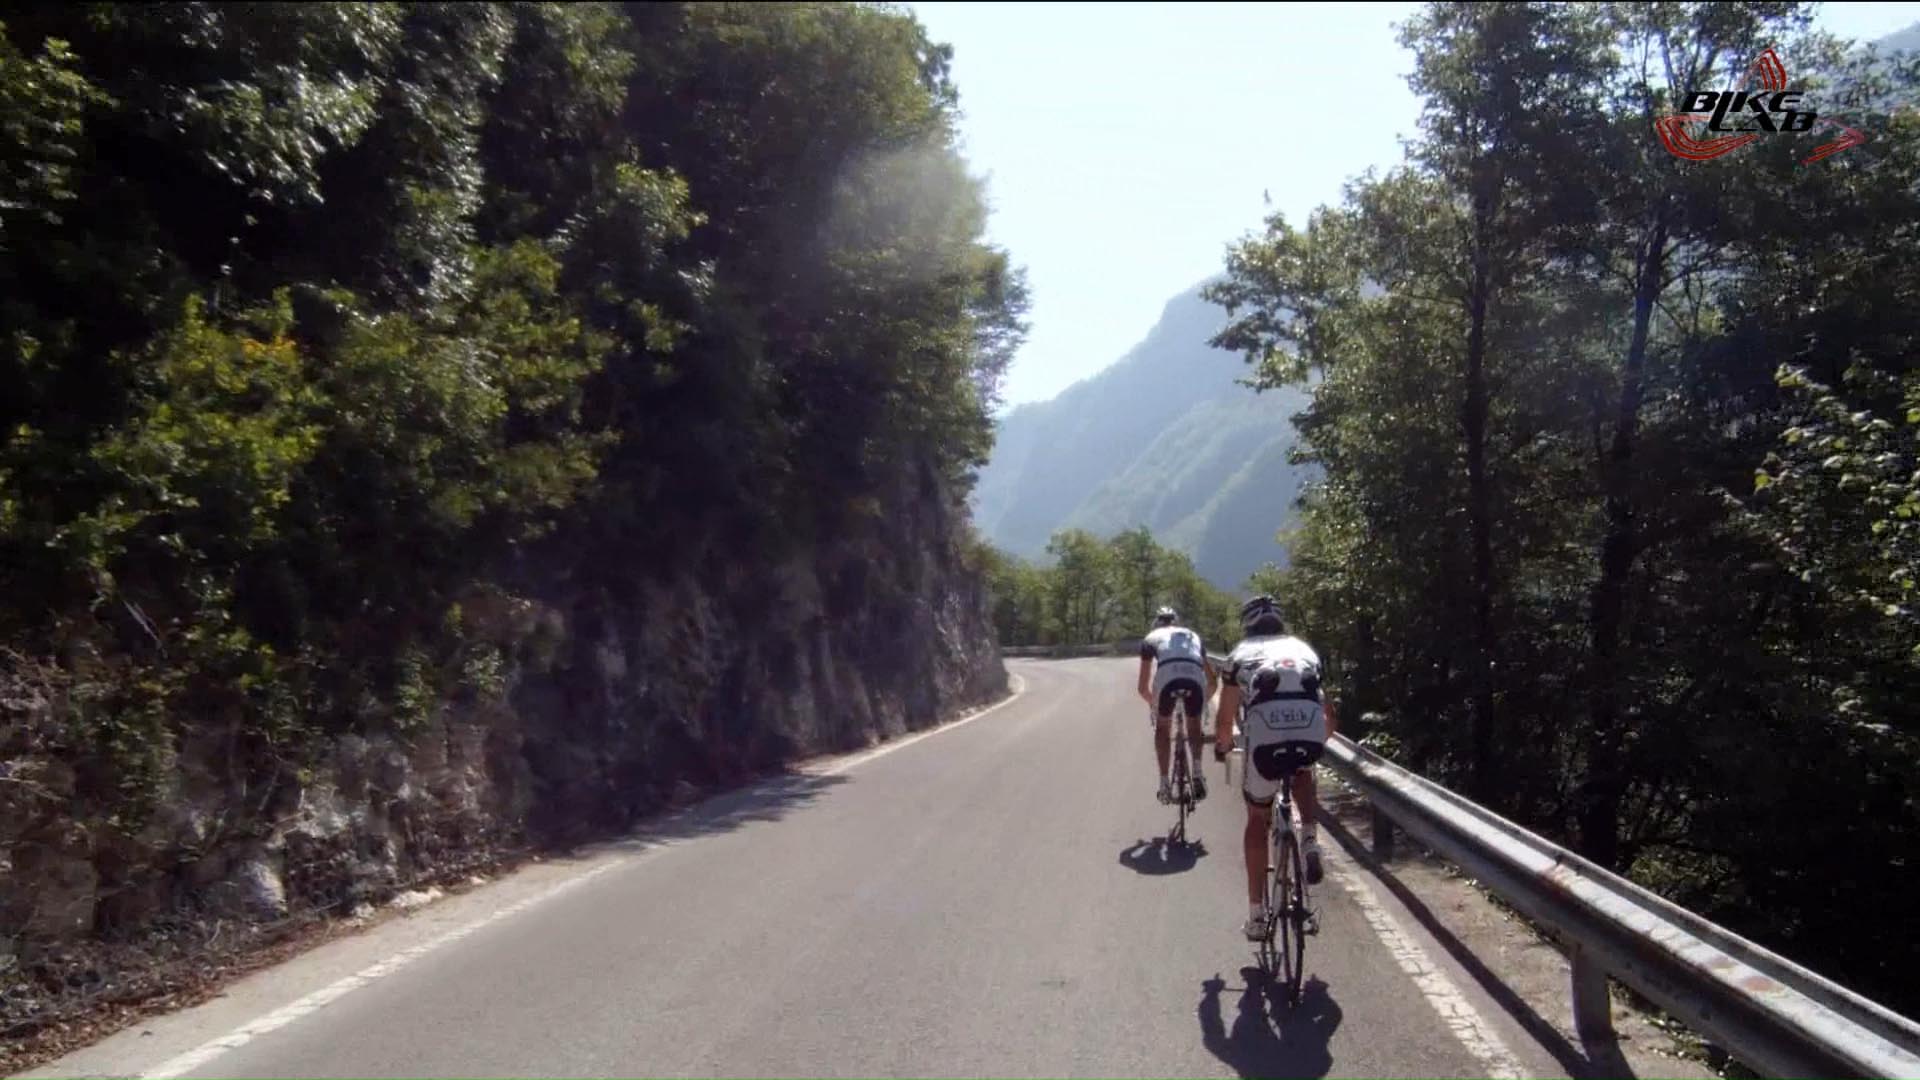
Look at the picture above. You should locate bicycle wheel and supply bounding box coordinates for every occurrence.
[1277,830,1307,1005]
[1170,736,1189,844]
[1251,810,1282,972]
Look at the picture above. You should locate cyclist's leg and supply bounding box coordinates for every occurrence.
[1295,763,1324,883]
[1241,742,1282,933]
[1240,796,1270,939]
[1243,797,1270,905]
[1182,690,1208,798]
[1294,763,1317,834]
[1152,683,1173,801]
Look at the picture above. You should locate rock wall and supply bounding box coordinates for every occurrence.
[0,473,1005,951]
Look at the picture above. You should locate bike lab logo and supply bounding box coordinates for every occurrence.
[1655,47,1866,164]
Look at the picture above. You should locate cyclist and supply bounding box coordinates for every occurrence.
[1137,606,1216,805]
[1214,594,1336,940]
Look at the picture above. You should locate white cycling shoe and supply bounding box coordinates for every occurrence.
[1156,778,1172,804]
[1242,911,1268,941]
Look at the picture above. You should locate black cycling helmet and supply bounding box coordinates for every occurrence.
[1152,605,1178,628]
[1239,594,1285,636]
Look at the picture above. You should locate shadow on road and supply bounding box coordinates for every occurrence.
[1318,792,1639,1079]
[1198,970,1340,1079]
[603,770,852,851]
[1119,836,1208,876]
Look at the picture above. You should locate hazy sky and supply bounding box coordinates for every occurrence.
[909,1,1920,409]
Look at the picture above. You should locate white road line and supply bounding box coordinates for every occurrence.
[1324,855,1527,1079]
[133,676,1028,1079]
[142,860,626,1079]
[811,672,1027,776]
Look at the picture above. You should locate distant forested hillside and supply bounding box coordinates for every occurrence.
[972,283,1312,589]
[1875,20,1920,53]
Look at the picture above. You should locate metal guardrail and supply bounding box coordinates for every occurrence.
[1195,650,1920,1078]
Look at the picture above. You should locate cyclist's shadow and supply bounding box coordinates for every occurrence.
[1198,970,1340,1079]
[1117,836,1207,875]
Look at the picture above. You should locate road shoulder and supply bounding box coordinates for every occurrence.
[16,678,1026,1080]
[1317,774,1718,1080]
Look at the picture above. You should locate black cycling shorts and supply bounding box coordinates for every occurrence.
[1156,678,1205,720]
[1242,739,1325,806]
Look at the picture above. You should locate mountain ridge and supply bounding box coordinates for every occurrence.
[971,280,1313,589]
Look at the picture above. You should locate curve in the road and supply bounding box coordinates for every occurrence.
[36,658,1576,1080]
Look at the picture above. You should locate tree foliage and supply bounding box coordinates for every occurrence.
[1211,0,1920,1013]
[0,2,1023,853]
[979,527,1239,652]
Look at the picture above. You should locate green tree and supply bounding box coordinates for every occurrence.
[1045,529,1114,645]
[976,538,1053,646]
[1110,526,1164,635]
[975,530,1239,651]
[1209,0,1920,1013]
[1392,0,1611,800]
[0,1,1027,957]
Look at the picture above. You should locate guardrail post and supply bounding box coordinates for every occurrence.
[1570,945,1615,1044]
[1371,802,1395,860]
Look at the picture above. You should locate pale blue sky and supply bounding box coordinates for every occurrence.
[909,1,1920,408]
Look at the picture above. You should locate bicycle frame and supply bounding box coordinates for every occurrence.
[1158,697,1197,844]
[1230,713,1312,914]
[1270,771,1300,910]
[1227,719,1299,876]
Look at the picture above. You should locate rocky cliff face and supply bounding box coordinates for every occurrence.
[0,472,1004,957]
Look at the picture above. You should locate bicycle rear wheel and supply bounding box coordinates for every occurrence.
[1277,830,1307,1005]
[1255,847,1279,977]
[1170,734,1190,845]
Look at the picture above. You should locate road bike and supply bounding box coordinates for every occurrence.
[1248,742,1319,1005]
[1156,691,1201,846]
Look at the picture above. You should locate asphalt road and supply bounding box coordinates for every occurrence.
[31,658,1597,1079]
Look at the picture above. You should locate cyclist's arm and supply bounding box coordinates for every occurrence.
[1203,654,1219,698]
[1136,644,1154,704]
[1215,681,1240,758]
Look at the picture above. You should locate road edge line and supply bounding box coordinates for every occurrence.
[811,671,1028,776]
[128,672,1026,1078]
[1324,854,1527,1079]
[140,861,628,1079]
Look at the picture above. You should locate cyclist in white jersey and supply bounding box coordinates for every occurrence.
[1137,606,1217,805]
[1214,594,1336,940]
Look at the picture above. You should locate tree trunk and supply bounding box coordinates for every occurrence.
[1581,212,1668,870]
[1464,198,1499,803]
[1355,612,1379,721]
